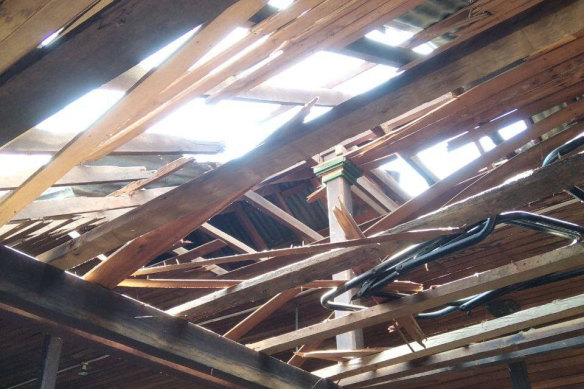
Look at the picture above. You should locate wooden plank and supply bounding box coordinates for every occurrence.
[38,1,584,269]
[313,293,584,381]
[13,187,172,221]
[341,317,584,388]
[164,153,584,319]
[148,239,227,269]
[1,130,224,155]
[224,288,301,341]
[244,191,324,242]
[0,165,154,190]
[0,0,267,227]
[0,0,238,146]
[0,246,338,389]
[109,157,193,197]
[248,244,584,354]
[118,279,242,289]
[200,223,257,254]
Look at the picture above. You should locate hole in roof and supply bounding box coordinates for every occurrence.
[36,88,125,134]
[268,0,293,9]
[382,157,429,197]
[192,27,250,71]
[417,140,481,180]
[39,28,64,48]
[334,65,399,95]
[366,26,413,46]
[498,120,528,140]
[479,136,496,152]
[265,51,366,89]
[139,26,201,71]
[412,42,436,55]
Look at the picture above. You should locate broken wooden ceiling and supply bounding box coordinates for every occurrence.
[1,0,584,388]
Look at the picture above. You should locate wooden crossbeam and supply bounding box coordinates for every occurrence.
[149,239,228,269]
[1,130,224,155]
[249,244,584,354]
[224,288,301,341]
[0,165,154,190]
[14,187,172,221]
[243,191,324,242]
[108,157,193,197]
[200,223,257,254]
[0,246,338,389]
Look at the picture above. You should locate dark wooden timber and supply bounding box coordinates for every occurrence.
[0,246,337,389]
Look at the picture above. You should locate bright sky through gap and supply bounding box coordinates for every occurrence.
[22,17,530,198]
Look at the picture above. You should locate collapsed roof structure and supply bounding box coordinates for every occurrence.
[1,0,584,388]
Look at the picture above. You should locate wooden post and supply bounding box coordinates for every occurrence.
[314,156,364,350]
[39,335,63,389]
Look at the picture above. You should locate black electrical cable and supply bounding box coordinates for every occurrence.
[320,212,584,312]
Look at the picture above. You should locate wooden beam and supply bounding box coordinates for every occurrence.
[151,239,227,268]
[248,244,584,354]
[200,223,256,254]
[0,246,338,389]
[1,130,224,155]
[108,157,193,197]
[14,187,172,221]
[118,279,242,289]
[243,191,324,242]
[0,165,154,191]
[224,288,301,341]
[341,316,584,387]
[38,1,584,269]
[38,334,62,389]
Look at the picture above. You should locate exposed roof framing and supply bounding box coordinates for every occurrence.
[2,0,584,388]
